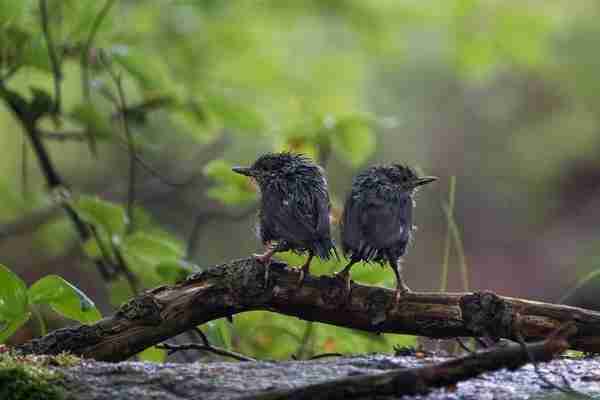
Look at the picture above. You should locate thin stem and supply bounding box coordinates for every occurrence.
[101,57,137,233]
[558,269,600,304]
[21,135,29,199]
[81,0,117,155]
[295,321,314,360]
[440,176,456,291]
[186,206,257,259]
[32,305,47,337]
[112,243,140,295]
[39,0,62,115]
[444,202,470,291]
[157,342,256,362]
[81,0,116,100]
[117,77,137,233]
[515,329,589,399]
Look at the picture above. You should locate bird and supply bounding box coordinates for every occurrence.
[338,164,436,302]
[232,152,337,284]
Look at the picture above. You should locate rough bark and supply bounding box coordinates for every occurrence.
[16,257,600,361]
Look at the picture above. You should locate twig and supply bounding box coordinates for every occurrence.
[101,57,137,233]
[440,176,455,291]
[515,323,590,399]
[157,335,256,362]
[40,131,88,141]
[41,130,191,188]
[81,0,116,100]
[308,353,342,360]
[39,0,62,116]
[186,205,257,258]
[87,224,117,281]
[21,136,29,198]
[0,204,62,241]
[295,322,314,360]
[80,0,116,155]
[456,337,475,354]
[112,241,140,295]
[442,201,470,291]
[242,335,570,399]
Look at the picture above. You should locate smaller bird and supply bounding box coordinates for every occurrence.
[338,164,436,302]
[232,152,337,284]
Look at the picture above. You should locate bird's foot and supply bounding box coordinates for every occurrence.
[393,285,412,305]
[252,253,273,287]
[253,252,272,264]
[334,271,352,300]
[296,264,310,287]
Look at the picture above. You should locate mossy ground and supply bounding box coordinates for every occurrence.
[0,346,81,400]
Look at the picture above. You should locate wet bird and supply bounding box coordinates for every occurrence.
[338,164,436,302]
[232,152,337,284]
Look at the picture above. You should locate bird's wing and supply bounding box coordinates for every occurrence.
[358,191,412,253]
[261,186,326,245]
[341,193,364,255]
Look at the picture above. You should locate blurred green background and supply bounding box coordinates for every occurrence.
[2,0,600,361]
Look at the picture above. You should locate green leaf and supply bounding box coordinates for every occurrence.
[203,159,257,206]
[28,275,101,324]
[204,319,232,349]
[74,195,128,236]
[206,93,265,132]
[138,346,166,363]
[0,264,30,343]
[330,116,376,167]
[111,48,172,92]
[121,232,185,287]
[70,104,114,141]
[155,260,191,283]
[122,232,183,262]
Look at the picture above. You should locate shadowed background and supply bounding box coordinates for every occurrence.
[1,0,599,360]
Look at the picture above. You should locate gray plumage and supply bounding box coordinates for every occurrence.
[233,153,337,281]
[338,164,436,300]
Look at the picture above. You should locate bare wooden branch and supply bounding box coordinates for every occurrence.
[157,342,256,362]
[16,257,600,362]
[243,328,571,399]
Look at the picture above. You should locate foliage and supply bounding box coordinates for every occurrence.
[2,0,599,362]
[0,265,100,343]
[0,350,75,400]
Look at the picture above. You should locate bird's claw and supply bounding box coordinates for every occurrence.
[334,271,352,299]
[253,253,271,264]
[296,266,308,287]
[253,253,272,288]
[394,286,412,304]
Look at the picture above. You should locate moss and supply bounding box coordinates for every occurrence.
[0,367,64,400]
[0,350,81,400]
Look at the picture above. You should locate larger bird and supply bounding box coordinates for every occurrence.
[338,164,436,302]
[232,152,337,283]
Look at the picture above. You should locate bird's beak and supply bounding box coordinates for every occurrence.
[412,176,438,187]
[232,166,253,177]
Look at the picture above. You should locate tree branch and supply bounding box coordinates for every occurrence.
[39,0,62,116]
[157,342,256,362]
[16,257,600,362]
[0,204,62,241]
[243,327,572,400]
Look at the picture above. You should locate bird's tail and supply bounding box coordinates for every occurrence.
[313,237,339,261]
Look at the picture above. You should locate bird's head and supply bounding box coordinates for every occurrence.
[384,164,437,192]
[232,152,320,188]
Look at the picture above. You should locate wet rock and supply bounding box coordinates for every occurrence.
[54,354,600,399]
